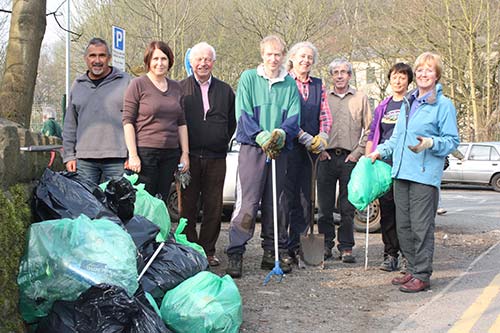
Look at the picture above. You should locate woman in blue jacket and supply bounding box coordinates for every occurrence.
[368,52,459,293]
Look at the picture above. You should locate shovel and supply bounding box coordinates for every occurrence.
[299,153,324,268]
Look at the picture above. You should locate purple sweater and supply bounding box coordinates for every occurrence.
[367,96,392,153]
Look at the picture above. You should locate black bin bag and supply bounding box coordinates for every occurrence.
[36,284,170,333]
[33,168,120,225]
[140,242,209,305]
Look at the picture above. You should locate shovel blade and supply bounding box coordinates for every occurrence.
[299,233,325,267]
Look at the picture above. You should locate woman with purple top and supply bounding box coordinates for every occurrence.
[122,41,189,201]
[366,63,413,273]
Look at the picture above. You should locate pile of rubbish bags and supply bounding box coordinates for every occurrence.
[18,169,242,332]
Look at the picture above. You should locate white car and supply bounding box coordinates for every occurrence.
[167,140,381,233]
[442,142,500,191]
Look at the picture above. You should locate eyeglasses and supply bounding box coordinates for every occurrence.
[416,68,435,75]
[332,70,349,76]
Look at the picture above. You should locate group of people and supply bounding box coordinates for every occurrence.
[61,34,459,294]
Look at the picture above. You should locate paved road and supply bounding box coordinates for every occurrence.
[438,186,500,233]
[393,188,500,333]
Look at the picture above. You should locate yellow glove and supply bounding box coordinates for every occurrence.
[310,132,328,154]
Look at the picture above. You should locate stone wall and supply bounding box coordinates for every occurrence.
[0,118,63,188]
[0,118,63,332]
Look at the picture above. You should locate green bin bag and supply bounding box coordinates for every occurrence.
[348,156,393,211]
[160,271,242,333]
[17,214,138,323]
[101,174,171,242]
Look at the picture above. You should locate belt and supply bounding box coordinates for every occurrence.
[327,148,350,156]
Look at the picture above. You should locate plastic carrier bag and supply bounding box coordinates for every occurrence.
[174,218,206,256]
[101,174,171,242]
[160,271,242,333]
[18,214,138,323]
[348,157,393,211]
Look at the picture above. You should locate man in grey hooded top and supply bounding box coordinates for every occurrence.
[63,37,130,184]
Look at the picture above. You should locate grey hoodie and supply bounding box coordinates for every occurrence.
[63,67,130,162]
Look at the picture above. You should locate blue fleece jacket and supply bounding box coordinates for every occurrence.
[376,83,459,188]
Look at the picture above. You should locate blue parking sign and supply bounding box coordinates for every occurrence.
[113,26,125,51]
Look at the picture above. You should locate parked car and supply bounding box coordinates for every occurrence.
[442,142,500,192]
[167,140,381,232]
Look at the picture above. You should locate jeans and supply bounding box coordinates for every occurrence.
[77,158,125,185]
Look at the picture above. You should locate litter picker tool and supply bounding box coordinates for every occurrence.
[364,203,370,270]
[299,153,325,268]
[263,158,284,285]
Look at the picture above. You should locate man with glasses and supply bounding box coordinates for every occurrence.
[317,58,372,263]
[180,42,236,267]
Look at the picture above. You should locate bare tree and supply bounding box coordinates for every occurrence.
[0,0,46,127]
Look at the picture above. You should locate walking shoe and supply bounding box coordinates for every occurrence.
[399,256,408,274]
[287,249,299,265]
[226,254,243,278]
[261,250,275,270]
[437,208,447,215]
[324,246,333,260]
[261,250,292,273]
[279,251,293,273]
[399,277,430,293]
[379,255,398,272]
[391,273,413,285]
[207,255,220,267]
[340,250,356,263]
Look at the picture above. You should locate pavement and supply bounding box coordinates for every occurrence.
[393,239,500,333]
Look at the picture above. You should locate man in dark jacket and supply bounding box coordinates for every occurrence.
[179,42,236,267]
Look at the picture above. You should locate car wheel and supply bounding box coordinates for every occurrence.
[491,173,500,192]
[166,185,179,222]
[354,199,381,233]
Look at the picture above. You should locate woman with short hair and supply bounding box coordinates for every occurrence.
[368,52,459,292]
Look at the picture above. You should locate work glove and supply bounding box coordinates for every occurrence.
[408,136,433,153]
[310,132,329,154]
[298,132,314,149]
[270,128,286,151]
[256,129,285,159]
[256,130,272,148]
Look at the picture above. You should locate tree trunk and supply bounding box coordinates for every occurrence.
[0,0,46,128]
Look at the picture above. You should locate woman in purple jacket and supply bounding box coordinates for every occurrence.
[365,63,413,272]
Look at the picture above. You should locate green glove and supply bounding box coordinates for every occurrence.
[255,131,271,149]
[256,131,272,148]
[270,129,286,150]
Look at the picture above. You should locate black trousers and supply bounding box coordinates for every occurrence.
[137,147,179,200]
[379,187,400,257]
[317,150,356,251]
